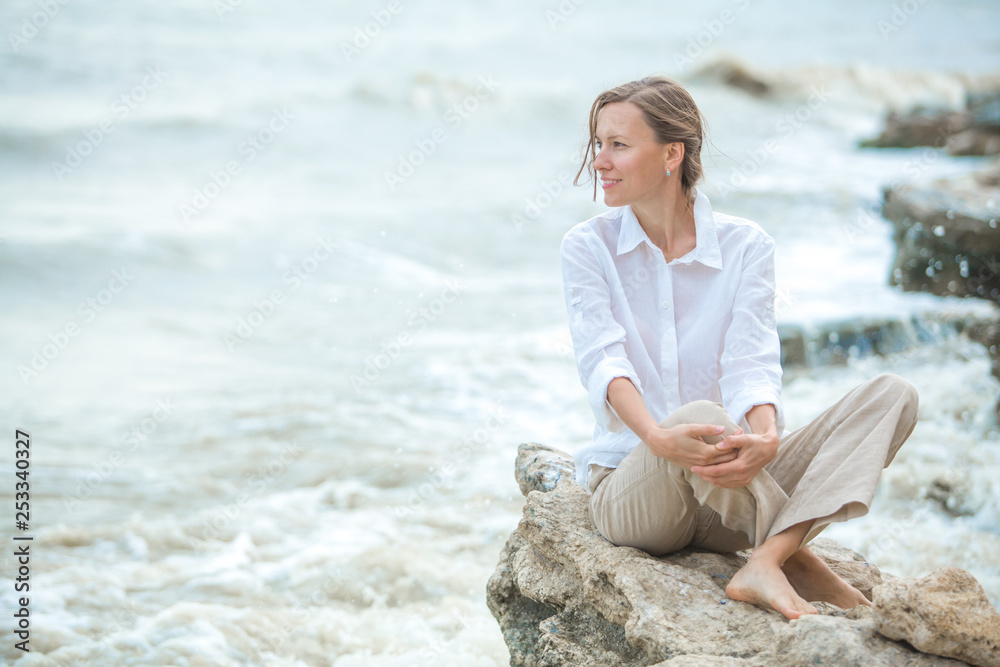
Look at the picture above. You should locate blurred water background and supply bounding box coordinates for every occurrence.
[1,0,1000,664]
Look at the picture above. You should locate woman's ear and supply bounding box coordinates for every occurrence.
[663,141,685,173]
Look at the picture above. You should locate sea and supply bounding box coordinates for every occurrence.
[1,0,999,664]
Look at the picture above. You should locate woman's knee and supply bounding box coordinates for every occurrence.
[872,372,919,423]
[661,399,735,431]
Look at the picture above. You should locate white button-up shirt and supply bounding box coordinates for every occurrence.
[560,187,786,490]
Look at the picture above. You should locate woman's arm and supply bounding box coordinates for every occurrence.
[692,236,784,488]
[694,232,784,487]
[718,233,785,435]
[607,377,739,469]
[745,402,778,436]
[560,230,644,433]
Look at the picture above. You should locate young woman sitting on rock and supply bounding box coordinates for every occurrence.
[560,75,919,620]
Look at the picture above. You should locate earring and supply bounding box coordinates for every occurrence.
[666,169,671,176]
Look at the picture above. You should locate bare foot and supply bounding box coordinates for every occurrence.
[781,547,871,610]
[726,558,818,620]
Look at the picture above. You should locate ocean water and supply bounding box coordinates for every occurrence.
[1,0,1000,664]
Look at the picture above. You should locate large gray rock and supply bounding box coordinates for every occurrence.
[880,165,1000,413]
[874,568,1000,667]
[488,443,974,666]
[882,169,1000,301]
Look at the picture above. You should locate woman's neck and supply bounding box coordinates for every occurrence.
[631,190,697,262]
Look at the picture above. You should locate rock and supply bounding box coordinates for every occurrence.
[947,128,1000,157]
[807,539,886,601]
[650,657,755,666]
[875,124,1000,416]
[487,444,969,666]
[952,91,1000,156]
[969,90,1000,127]
[924,475,977,519]
[964,316,1000,385]
[689,58,773,97]
[974,160,1000,188]
[874,567,1000,667]
[514,442,575,496]
[862,88,1000,155]
[779,317,923,368]
[778,313,982,371]
[882,170,1000,301]
[861,107,971,149]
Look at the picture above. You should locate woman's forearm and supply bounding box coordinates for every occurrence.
[745,403,777,436]
[607,378,737,467]
[606,376,659,442]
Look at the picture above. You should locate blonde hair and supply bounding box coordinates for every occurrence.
[575,75,706,204]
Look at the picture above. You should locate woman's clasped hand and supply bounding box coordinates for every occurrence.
[643,423,779,488]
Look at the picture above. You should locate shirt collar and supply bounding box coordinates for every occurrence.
[616,187,723,270]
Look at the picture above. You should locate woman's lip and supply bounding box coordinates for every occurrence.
[601,179,621,189]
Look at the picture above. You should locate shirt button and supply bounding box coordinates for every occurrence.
[661,302,670,309]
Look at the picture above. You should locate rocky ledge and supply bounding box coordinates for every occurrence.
[861,88,1000,156]
[880,160,1000,399]
[883,162,1000,303]
[487,443,1000,667]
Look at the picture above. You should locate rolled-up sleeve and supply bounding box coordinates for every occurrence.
[560,230,641,433]
[719,233,785,435]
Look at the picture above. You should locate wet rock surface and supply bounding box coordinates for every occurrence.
[868,90,1000,416]
[882,169,1000,302]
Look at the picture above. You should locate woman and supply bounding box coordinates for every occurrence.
[559,75,919,620]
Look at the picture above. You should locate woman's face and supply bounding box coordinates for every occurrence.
[593,101,674,208]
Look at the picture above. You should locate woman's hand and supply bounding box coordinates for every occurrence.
[644,423,740,469]
[690,428,779,488]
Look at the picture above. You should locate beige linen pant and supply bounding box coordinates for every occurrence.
[587,373,919,555]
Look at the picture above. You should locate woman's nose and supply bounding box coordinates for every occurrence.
[593,146,610,170]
